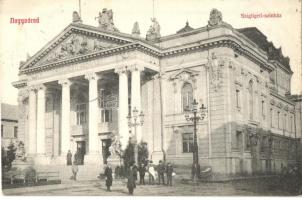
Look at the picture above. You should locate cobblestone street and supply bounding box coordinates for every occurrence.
[2,178,299,196]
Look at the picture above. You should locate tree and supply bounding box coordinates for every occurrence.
[6,142,16,169]
[122,141,135,169]
[138,142,148,166]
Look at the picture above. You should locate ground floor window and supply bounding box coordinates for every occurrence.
[182,133,194,153]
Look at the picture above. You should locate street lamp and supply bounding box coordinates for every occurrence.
[185,99,207,165]
[127,107,144,165]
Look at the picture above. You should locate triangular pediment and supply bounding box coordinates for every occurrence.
[20,24,134,71]
[170,68,199,80]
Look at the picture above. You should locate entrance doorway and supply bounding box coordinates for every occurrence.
[102,139,111,164]
[76,141,86,165]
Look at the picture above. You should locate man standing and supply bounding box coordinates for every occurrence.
[166,162,174,186]
[138,163,146,185]
[67,150,72,166]
[71,161,79,180]
[148,161,155,185]
[127,163,136,195]
[104,164,113,191]
[157,160,165,185]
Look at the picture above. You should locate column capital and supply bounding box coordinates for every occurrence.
[27,85,37,92]
[114,66,128,75]
[58,79,72,86]
[85,72,101,81]
[36,84,46,91]
[128,64,144,72]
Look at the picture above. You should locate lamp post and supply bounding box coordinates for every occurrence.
[127,107,144,165]
[185,99,207,165]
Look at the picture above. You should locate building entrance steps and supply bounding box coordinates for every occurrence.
[34,164,104,181]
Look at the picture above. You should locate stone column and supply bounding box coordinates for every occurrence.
[35,84,47,164]
[28,86,37,156]
[59,79,71,156]
[129,65,144,142]
[84,72,102,165]
[115,67,129,150]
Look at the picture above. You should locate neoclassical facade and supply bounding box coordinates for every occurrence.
[13,9,301,174]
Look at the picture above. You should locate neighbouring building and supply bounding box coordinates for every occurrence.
[12,8,301,175]
[1,103,18,148]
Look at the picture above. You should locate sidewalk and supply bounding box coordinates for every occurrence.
[2,180,89,195]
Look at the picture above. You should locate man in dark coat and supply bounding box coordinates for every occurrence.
[67,150,72,166]
[157,160,165,185]
[191,163,201,182]
[104,164,113,191]
[166,162,174,186]
[127,164,136,195]
[138,163,146,185]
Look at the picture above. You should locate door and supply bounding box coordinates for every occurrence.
[102,139,111,164]
[76,141,86,165]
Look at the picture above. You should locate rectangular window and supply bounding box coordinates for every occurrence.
[76,104,87,125]
[101,109,112,123]
[236,89,240,109]
[290,116,293,133]
[235,131,242,150]
[182,133,194,153]
[277,111,280,129]
[14,126,18,138]
[283,114,287,133]
[1,125,3,137]
[270,108,273,128]
[261,100,265,118]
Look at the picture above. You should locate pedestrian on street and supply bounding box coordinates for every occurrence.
[138,163,146,185]
[104,164,113,191]
[148,161,155,185]
[191,163,200,182]
[157,160,165,185]
[127,163,136,195]
[71,161,79,180]
[166,162,174,186]
[67,150,72,166]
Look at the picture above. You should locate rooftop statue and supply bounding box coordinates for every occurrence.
[132,22,140,37]
[146,18,161,42]
[208,8,223,26]
[97,8,119,32]
[72,11,82,23]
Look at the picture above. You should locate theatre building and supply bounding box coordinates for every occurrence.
[12,8,301,175]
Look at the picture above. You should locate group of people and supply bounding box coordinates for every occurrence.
[103,160,175,195]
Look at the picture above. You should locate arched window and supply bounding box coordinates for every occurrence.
[248,80,254,120]
[181,83,193,112]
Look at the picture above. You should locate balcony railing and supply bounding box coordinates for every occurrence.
[98,122,116,133]
[71,124,88,136]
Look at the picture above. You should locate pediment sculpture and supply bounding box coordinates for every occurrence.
[37,34,118,65]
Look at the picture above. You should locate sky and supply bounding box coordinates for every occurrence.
[0,0,301,105]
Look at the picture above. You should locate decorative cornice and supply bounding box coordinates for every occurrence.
[12,80,27,89]
[19,29,271,76]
